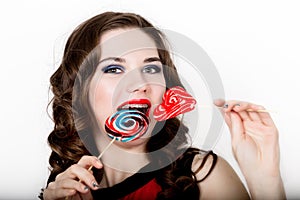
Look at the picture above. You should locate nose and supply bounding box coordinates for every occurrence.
[125,70,150,94]
[129,83,149,93]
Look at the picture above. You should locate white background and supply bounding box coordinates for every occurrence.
[0,0,299,199]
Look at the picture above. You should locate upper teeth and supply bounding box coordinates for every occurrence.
[121,104,148,109]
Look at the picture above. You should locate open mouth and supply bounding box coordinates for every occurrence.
[105,99,152,142]
[117,99,151,116]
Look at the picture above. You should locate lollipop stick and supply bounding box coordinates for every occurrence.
[98,137,116,159]
[87,137,116,171]
[244,108,276,113]
[198,105,276,113]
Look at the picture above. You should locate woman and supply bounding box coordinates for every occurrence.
[41,12,285,199]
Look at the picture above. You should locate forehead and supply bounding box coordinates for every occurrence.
[99,28,158,58]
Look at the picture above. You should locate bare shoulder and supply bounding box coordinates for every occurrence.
[192,153,250,200]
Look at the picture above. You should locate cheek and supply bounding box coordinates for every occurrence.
[90,82,114,126]
[151,74,166,103]
[152,85,166,103]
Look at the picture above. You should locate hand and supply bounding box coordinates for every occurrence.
[43,156,103,200]
[214,100,285,199]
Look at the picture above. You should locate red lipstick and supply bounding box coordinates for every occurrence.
[117,99,151,116]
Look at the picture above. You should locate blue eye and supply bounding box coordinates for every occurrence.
[102,65,124,74]
[142,65,162,74]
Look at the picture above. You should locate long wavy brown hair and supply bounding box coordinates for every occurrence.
[47,11,203,199]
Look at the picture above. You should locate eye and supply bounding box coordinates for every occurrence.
[142,65,162,74]
[102,65,124,74]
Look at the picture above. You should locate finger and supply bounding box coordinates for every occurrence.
[233,102,273,124]
[55,179,90,194]
[213,99,233,129]
[246,104,263,122]
[77,155,103,169]
[231,102,264,122]
[223,101,252,122]
[223,112,232,129]
[213,99,225,107]
[213,99,226,115]
[248,112,262,122]
[258,112,275,127]
[223,100,242,112]
[238,111,253,122]
[47,180,89,196]
[251,104,276,126]
[58,164,100,190]
[233,108,252,122]
[228,112,244,144]
[233,103,258,122]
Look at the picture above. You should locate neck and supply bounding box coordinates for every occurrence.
[98,145,150,187]
[95,134,150,171]
[100,165,134,187]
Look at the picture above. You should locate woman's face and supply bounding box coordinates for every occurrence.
[89,28,166,148]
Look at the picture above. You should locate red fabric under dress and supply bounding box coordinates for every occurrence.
[120,179,161,200]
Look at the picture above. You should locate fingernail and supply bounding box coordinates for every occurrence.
[223,104,228,108]
[235,103,240,106]
[92,182,100,188]
[84,186,89,190]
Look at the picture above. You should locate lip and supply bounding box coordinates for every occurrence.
[117,99,152,116]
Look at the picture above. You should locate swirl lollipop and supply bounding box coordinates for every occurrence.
[154,86,197,121]
[105,109,149,142]
[105,99,151,142]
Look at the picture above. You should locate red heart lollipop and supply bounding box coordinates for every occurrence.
[153,86,197,121]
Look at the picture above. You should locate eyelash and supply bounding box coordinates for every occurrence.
[102,64,162,74]
[142,65,162,74]
[102,65,124,74]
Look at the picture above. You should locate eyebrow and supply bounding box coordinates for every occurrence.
[143,57,161,63]
[98,57,162,64]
